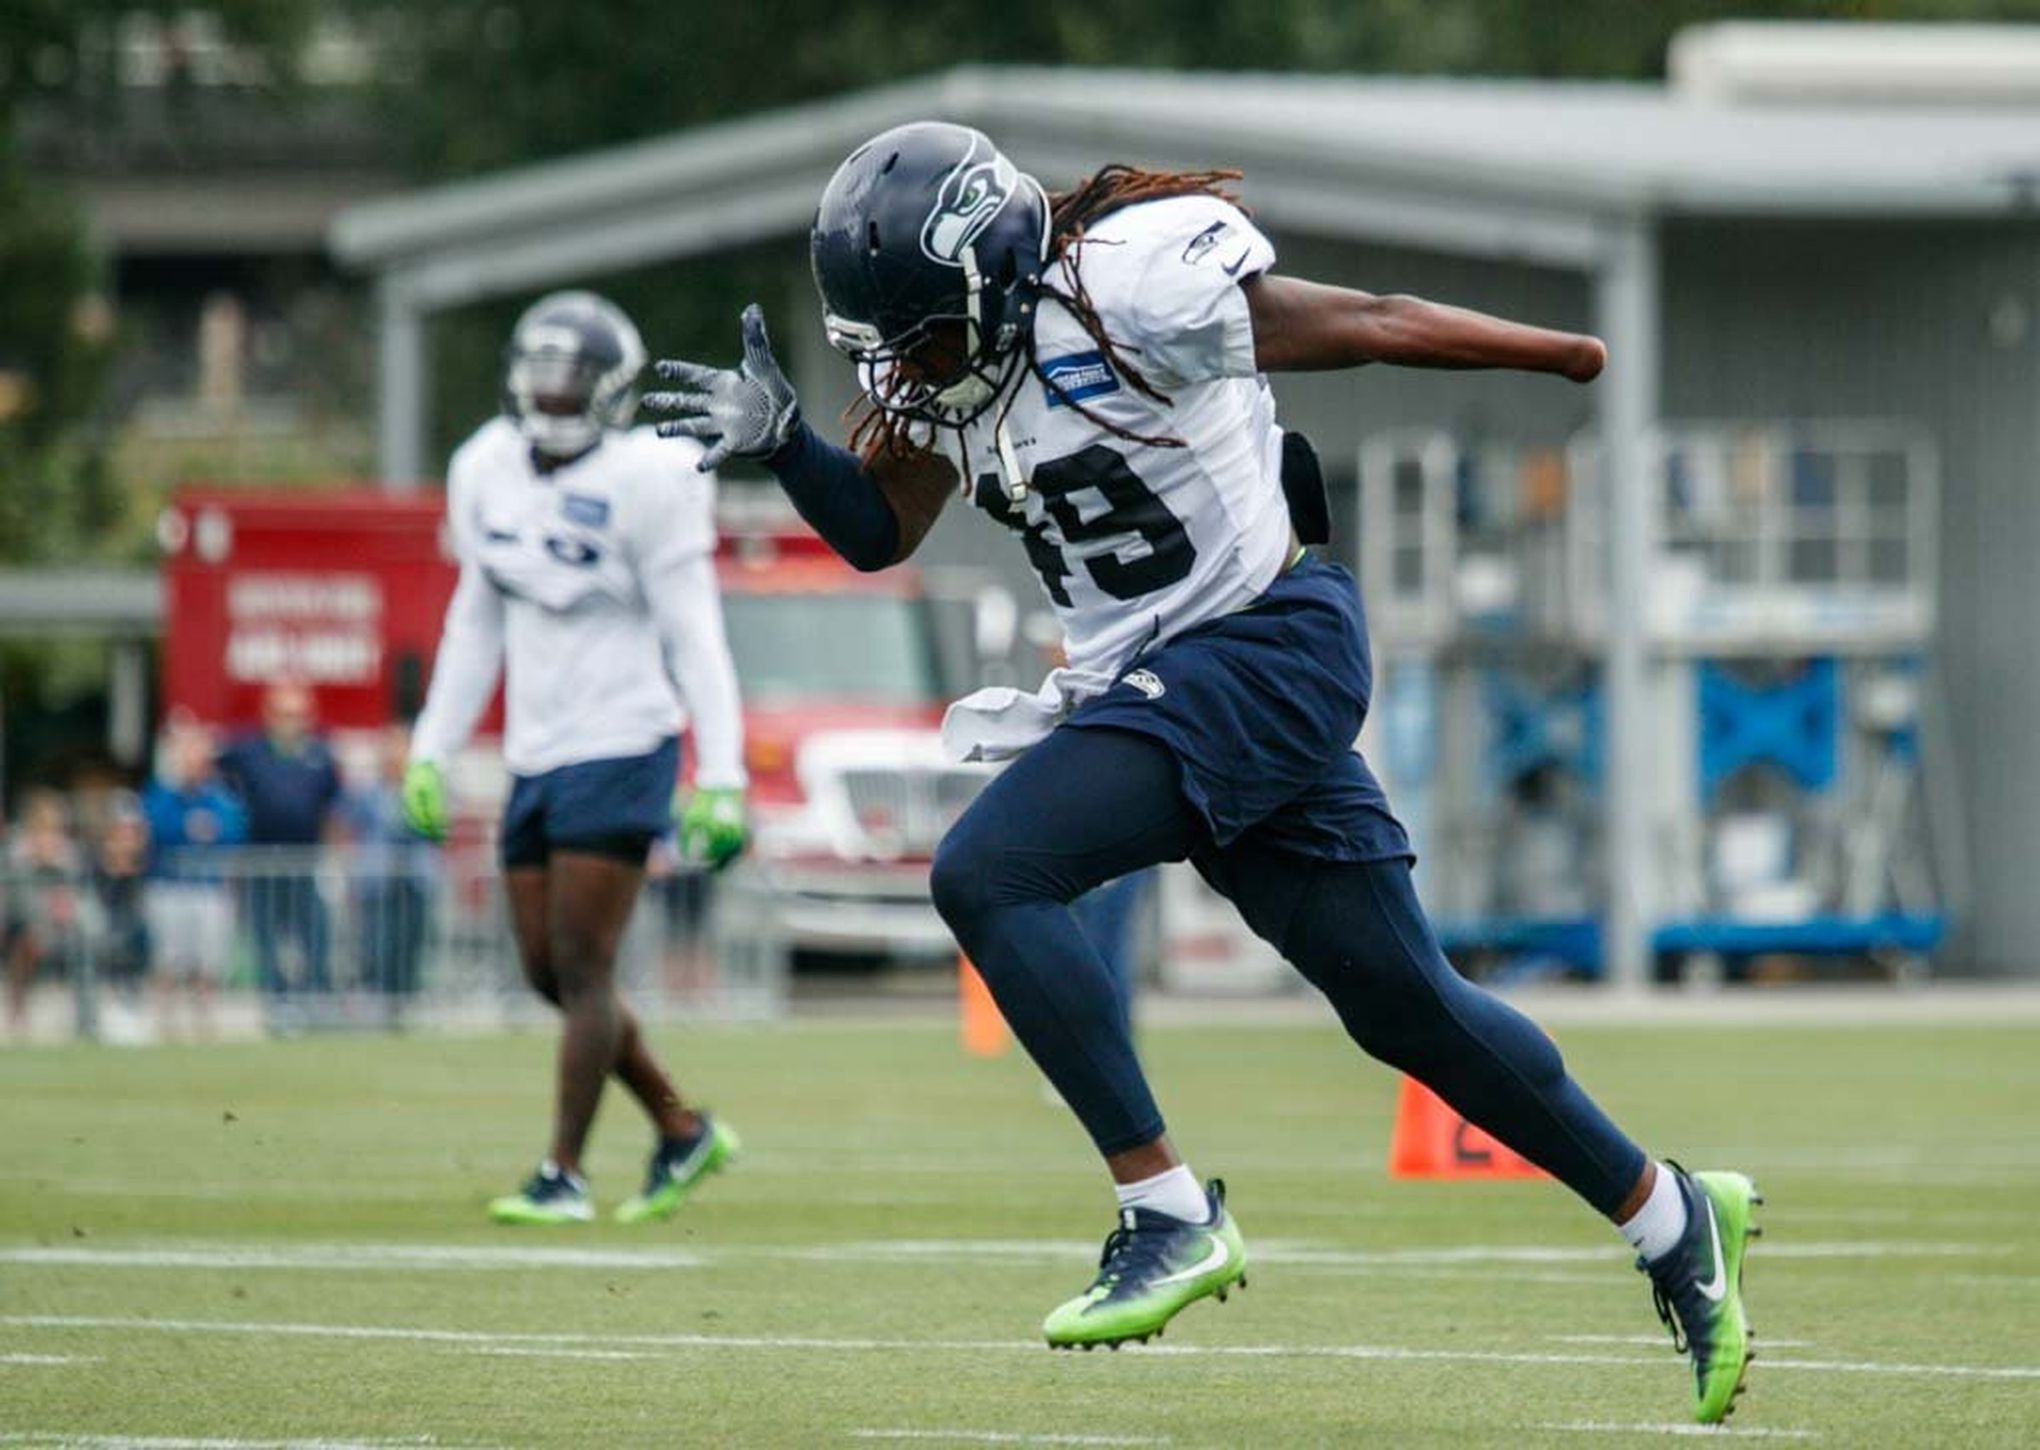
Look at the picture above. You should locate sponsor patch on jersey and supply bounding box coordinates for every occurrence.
[1040,351,1120,408]
[1122,668,1166,700]
[1181,219,1233,265]
[560,493,611,528]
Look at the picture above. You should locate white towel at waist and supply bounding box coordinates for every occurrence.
[940,667,1117,763]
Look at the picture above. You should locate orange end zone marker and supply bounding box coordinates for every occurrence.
[959,955,1010,1057]
[1387,1075,1547,1180]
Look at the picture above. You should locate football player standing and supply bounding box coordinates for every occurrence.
[406,292,746,1225]
[646,125,1765,1425]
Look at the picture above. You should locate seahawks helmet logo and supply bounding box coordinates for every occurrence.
[920,140,1017,266]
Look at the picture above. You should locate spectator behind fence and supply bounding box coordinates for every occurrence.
[341,724,438,1028]
[142,720,246,1040]
[219,680,341,1032]
[4,789,89,1039]
[93,792,153,1010]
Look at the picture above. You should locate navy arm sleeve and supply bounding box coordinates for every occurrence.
[762,422,901,572]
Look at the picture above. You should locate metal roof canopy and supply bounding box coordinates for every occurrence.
[328,58,2040,992]
[334,65,2040,283]
[331,64,2040,491]
[0,568,162,636]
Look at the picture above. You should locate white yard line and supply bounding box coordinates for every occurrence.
[851,1432,1169,1446]
[464,1346,660,1362]
[1733,1242,2001,1261]
[762,1237,2001,1266]
[0,1172,442,1205]
[1762,1354,2040,1381]
[0,1237,2001,1277]
[8,1314,2039,1382]
[0,1315,1021,1355]
[1551,1334,1815,1349]
[0,1244,707,1272]
[1536,1423,1819,1439]
[0,1353,99,1365]
[0,1438,489,1450]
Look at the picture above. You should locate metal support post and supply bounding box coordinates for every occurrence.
[108,638,149,768]
[377,276,430,491]
[1594,220,1662,992]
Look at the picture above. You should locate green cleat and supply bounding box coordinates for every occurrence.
[1640,1165,1764,1424]
[615,1114,741,1224]
[1044,1179,1246,1350]
[488,1161,593,1225]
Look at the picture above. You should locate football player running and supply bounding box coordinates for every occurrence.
[406,291,745,1226]
[646,126,1760,1423]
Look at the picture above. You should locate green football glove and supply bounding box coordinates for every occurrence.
[677,785,748,871]
[400,759,449,842]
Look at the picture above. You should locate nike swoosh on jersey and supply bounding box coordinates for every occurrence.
[1151,1234,1231,1287]
[1221,250,1255,277]
[1695,1195,1729,1302]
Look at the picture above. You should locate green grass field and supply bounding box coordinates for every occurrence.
[3,1017,2037,1447]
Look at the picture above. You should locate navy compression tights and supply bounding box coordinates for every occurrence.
[929,726,1647,1218]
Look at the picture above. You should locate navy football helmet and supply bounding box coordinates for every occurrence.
[810,122,1049,428]
[502,291,646,458]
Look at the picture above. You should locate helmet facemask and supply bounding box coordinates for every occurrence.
[817,142,1050,433]
[502,295,646,459]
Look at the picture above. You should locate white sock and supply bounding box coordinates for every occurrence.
[1618,1161,1689,1263]
[1114,1164,1209,1223]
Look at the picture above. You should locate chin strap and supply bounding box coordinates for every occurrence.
[996,416,1027,502]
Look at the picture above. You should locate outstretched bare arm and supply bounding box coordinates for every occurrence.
[1244,274,1605,382]
[869,447,957,564]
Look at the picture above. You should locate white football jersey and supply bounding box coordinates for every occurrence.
[410,418,745,783]
[943,195,1292,681]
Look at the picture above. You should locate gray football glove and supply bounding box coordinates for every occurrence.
[643,303,801,472]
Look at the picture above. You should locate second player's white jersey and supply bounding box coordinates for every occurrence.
[943,194,1293,681]
[410,418,744,782]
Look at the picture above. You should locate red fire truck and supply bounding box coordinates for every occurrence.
[158,485,994,964]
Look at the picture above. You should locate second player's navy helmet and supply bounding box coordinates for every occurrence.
[811,121,1050,427]
[502,290,646,458]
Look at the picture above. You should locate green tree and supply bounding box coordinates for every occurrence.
[366,0,2040,181]
[0,1,317,563]
[0,160,112,562]
[352,0,2040,457]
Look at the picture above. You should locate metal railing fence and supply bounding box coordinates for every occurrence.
[3,845,787,1042]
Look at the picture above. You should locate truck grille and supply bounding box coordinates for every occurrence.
[839,767,988,856]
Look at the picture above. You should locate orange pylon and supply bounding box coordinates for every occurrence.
[959,955,1010,1057]
[1387,1076,1547,1181]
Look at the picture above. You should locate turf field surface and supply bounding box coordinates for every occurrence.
[2,1018,2036,1447]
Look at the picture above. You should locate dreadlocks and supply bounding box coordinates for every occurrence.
[848,164,1247,463]
[1030,165,1245,447]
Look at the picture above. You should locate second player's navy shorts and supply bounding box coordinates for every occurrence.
[1065,555,1411,864]
[499,737,678,868]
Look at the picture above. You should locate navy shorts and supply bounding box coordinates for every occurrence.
[1066,556,1411,864]
[500,738,678,868]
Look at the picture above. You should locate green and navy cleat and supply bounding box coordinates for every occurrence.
[1044,1179,1247,1350]
[615,1114,741,1224]
[488,1160,593,1225]
[1640,1165,1764,1424]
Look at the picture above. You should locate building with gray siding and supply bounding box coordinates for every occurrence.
[332,60,2040,979]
